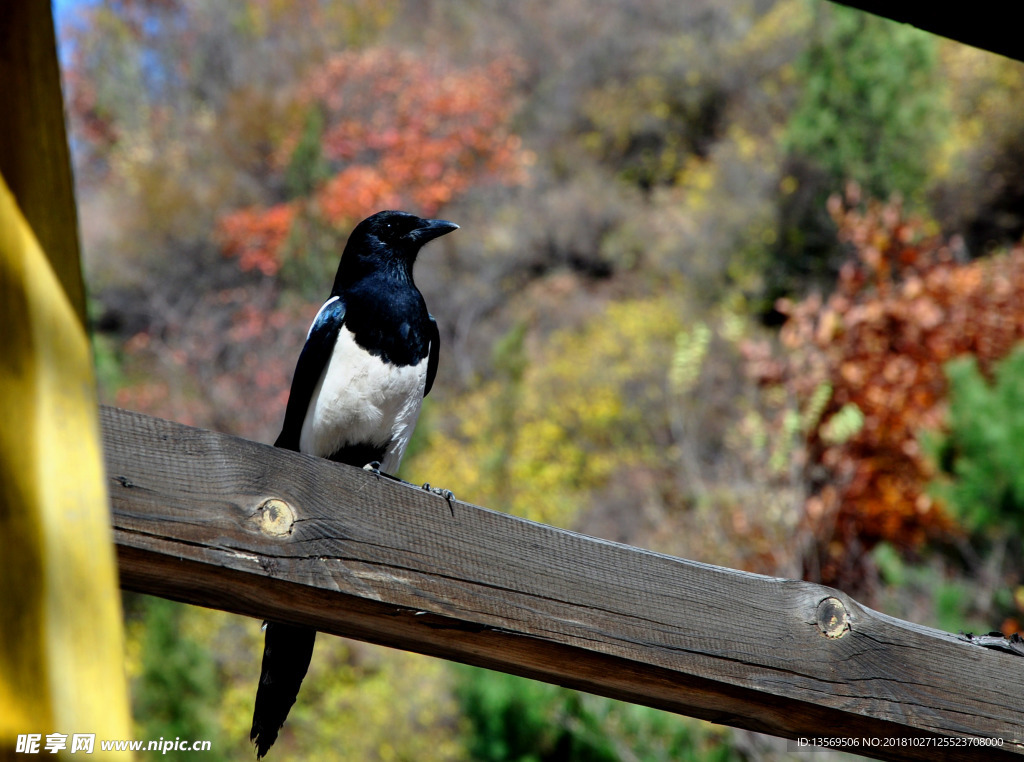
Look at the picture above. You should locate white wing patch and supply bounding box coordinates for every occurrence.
[299,325,428,472]
[308,295,341,340]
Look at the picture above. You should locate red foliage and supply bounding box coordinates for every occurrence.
[218,47,527,272]
[756,186,1024,589]
[317,166,400,224]
[216,204,296,276]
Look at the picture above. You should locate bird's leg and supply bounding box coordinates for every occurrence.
[421,483,454,500]
[364,461,407,486]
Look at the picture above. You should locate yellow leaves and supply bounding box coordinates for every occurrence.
[677,155,715,206]
[669,322,710,396]
[286,639,466,761]
[729,0,811,62]
[728,124,759,162]
[408,297,686,528]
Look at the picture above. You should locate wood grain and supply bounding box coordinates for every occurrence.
[101,405,1024,761]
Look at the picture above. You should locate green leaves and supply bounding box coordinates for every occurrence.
[929,347,1024,536]
[785,4,944,202]
[456,666,741,762]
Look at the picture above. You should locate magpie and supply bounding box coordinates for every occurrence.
[250,210,458,758]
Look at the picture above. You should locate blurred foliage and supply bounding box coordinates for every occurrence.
[124,596,465,761]
[217,47,528,277]
[59,0,1024,758]
[581,53,726,191]
[933,45,1024,252]
[408,295,686,528]
[456,667,741,762]
[749,187,1024,592]
[767,3,946,310]
[278,641,466,762]
[785,5,943,202]
[922,349,1024,636]
[871,543,993,635]
[125,596,226,760]
[928,348,1024,538]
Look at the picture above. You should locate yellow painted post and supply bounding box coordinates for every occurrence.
[0,4,134,761]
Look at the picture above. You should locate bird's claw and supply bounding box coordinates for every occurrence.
[422,483,455,515]
[363,461,382,478]
[423,485,456,503]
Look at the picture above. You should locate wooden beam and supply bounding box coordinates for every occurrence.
[101,405,1024,760]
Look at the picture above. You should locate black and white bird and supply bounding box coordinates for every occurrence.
[250,210,458,758]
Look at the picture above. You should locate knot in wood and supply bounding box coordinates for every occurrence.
[256,498,295,537]
[816,596,850,639]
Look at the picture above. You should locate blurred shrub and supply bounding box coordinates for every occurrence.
[581,61,727,191]
[127,596,226,760]
[784,5,943,202]
[281,642,465,762]
[769,4,946,305]
[407,295,687,528]
[928,348,1024,537]
[871,543,992,634]
[932,45,1024,253]
[749,187,1024,591]
[217,47,527,278]
[456,667,741,762]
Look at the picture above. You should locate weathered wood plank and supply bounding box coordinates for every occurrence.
[101,405,1024,761]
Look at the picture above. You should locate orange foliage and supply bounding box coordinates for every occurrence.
[317,166,400,223]
[759,186,1024,587]
[216,203,296,276]
[218,47,526,273]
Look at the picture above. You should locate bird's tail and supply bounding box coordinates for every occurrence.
[250,622,316,758]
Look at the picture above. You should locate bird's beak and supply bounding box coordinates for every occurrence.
[409,218,459,245]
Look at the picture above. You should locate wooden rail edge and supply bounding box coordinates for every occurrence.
[100,406,1024,761]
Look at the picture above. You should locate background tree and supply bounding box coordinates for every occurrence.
[766,4,946,311]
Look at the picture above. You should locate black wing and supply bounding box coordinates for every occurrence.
[274,296,346,451]
[424,313,440,397]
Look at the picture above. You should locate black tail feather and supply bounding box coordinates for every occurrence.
[250,622,316,758]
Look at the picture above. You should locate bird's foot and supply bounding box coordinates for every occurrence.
[422,483,455,515]
[422,483,454,501]
[363,463,453,513]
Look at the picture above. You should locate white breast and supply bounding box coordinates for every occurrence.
[299,325,429,472]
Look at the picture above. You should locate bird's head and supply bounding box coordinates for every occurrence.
[335,210,458,289]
